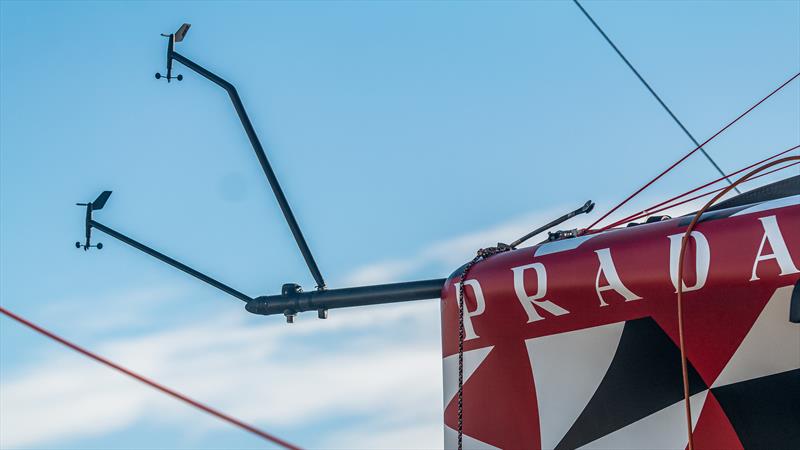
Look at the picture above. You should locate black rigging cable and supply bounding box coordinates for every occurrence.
[572,0,741,194]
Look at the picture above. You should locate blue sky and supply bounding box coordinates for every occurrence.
[1,1,798,449]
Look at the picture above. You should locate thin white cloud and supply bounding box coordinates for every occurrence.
[2,200,713,449]
[34,285,191,335]
[0,301,443,449]
[344,206,593,286]
[325,421,444,450]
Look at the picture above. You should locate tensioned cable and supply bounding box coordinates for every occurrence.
[599,144,800,230]
[572,0,740,193]
[581,70,800,232]
[618,160,799,222]
[0,306,302,450]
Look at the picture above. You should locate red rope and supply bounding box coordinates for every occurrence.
[676,155,800,450]
[599,145,800,230]
[0,306,302,450]
[584,72,800,233]
[636,161,800,218]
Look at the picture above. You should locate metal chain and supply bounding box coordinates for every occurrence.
[456,245,510,450]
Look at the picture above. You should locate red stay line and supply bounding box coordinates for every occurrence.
[585,71,800,232]
[619,160,800,222]
[599,144,800,230]
[0,306,302,450]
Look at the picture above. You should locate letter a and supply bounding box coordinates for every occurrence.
[750,215,799,281]
[511,263,569,323]
[595,248,641,307]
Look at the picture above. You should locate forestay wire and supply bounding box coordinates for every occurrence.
[572,0,741,194]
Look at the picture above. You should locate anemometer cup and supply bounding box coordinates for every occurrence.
[155,24,190,83]
[74,191,112,251]
[155,72,183,82]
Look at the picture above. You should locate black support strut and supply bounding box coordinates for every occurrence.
[91,220,253,303]
[89,215,443,319]
[170,50,326,290]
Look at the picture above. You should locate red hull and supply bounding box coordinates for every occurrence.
[441,196,800,449]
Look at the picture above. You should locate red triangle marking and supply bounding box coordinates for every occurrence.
[444,342,540,449]
[688,391,743,450]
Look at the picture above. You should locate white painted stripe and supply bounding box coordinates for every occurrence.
[534,235,595,257]
[525,322,625,450]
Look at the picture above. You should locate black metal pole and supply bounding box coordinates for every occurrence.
[170,51,327,290]
[245,278,446,317]
[90,220,253,303]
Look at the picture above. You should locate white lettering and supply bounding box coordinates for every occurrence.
[668,231,711,293]
[750,215,799,281]
[594,248,641,306]
[454,279,487,340]
[511,263,570,322]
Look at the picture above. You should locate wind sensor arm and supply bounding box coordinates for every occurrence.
[155,24,326,291]
[77,25,597,323]
[75,191,253,303]
[75,193,442,319]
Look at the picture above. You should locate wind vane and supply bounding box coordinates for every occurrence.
[75,23,594,323]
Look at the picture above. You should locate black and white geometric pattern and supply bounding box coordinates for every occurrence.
[524,285,800,449]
